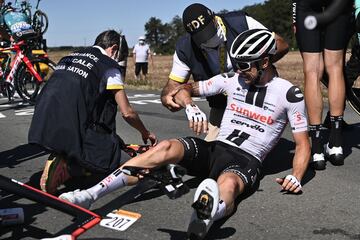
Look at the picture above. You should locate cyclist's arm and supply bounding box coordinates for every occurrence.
[291,131,311,182]
[286,86,310,181]
[173,74,227,107]
[276,86,310,192]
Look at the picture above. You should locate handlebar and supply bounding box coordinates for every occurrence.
[304,0,349,30]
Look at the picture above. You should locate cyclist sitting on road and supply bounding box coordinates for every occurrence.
[28,30,157,195]
[161,3,289,141]
[59,29,310,240]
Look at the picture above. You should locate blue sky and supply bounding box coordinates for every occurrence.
[35,0,264,47]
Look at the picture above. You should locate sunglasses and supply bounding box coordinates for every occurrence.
[235,58,267,72]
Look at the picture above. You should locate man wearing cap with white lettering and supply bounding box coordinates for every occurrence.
[161,3,289,141]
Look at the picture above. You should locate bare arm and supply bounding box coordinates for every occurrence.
[290,131,311,181]
[114,89,157,145]
[160,79,183,111]
[173,82,201,107]
[271,33,289,63]
[276,131,311,193]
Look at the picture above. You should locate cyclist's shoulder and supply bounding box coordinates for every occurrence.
[270,77,304,104]
[270,76,293,88]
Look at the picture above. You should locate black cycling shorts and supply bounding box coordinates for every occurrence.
[135,62,148,75]
[293,0,353,52]
[177,137,262,191]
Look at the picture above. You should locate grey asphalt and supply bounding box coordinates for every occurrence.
[0,90,359,240]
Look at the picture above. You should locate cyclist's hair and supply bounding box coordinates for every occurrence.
[230,29,276,62]
[94,30,120,49]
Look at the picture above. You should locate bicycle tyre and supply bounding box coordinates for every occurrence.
[14,58,56,103]
[33,10,49,35]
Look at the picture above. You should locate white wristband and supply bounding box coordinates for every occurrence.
[285,174,302,189]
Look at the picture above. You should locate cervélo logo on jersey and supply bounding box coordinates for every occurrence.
[230,103,274,125]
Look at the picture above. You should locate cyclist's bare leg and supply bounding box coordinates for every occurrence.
[301,52,325,124]
[61,139,186,204]
[324,49,345,116]
[215,172,245,220]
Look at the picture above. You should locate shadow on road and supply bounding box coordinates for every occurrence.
[157,226,236,240]
[0,99,33,112]
[0,144,48,168]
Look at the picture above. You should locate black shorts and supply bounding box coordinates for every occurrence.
[178,137,262,191]
[294,0,353,52]
[135,62,148,75]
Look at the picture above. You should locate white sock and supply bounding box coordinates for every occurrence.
[213,200,226,221]
[86,169,128,200]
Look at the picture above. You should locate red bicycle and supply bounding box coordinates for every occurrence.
[0,40,56,103]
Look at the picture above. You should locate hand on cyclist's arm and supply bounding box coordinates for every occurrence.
[275,131,310,193]
[160,80,183,112]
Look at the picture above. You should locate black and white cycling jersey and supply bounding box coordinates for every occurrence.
[198,72,308,162]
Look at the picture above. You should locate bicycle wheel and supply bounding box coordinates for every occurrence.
[15,59,56,103]
[32,10,49,35]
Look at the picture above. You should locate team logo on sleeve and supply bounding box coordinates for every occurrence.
[286,86,304,103]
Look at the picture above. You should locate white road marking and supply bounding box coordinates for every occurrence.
[130,99,162,105]
[14,109,34,116]
[0,94,206,119]
[127,94,160,99]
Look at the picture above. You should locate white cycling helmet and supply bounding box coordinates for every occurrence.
[139,36,146,41]
[230,29,276,62]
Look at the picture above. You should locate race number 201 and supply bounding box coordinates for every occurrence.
[100,209,141,231]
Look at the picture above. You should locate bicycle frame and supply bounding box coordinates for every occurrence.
[1,40,43,86]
